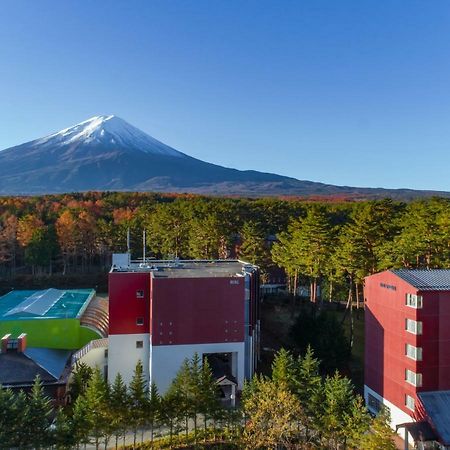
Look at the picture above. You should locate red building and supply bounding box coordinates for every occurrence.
[108,255,260,395]
[364,269,450,433]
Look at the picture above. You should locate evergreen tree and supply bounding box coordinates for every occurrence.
[83,368,111,450]
[291,309,351,373]
[238,220,271,280]
[109,373,130,449]
[146,382,161,446]
[69,361,93,406]
[72,393,92,448]
[360,408,397,450]
[12,390,30,448]
[317,372,357,449]
[167,358,192,436]
[271,348,297,391]
[295,346,322,420]
[129,360,149,446]
[53,408,76,450]
[199,357,220,434]
[243,375,303,449]
[0,387,20,448]
[25,375,53,449]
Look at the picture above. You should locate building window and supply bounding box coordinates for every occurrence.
[405,369,422,387]
[136,340,143,348]
[406,293,423,309]
[405,318,422,335]
[405,394,415,411]
[368,394,382,413]
[405,343,422,361]
[136,290,144,299]
[136,317,144,326]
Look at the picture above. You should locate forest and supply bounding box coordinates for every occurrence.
[0,349,397,449]
[0,192,448,301]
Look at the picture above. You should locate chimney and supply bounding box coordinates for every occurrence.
[1,334,11,353]
[17,333,27,353]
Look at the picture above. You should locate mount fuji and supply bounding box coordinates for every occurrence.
[0,115,447,199]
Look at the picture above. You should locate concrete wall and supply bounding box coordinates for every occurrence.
[365,384,414,442]
[152,341,245,393]
[108,333,151,385]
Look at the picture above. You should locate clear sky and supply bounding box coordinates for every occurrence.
[1,1,449,191]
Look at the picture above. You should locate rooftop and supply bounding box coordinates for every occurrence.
[111,257,257,278]
[419,390,450,445]
[0,288,96,321]
[0,347,71,386]
[391,269,450,291]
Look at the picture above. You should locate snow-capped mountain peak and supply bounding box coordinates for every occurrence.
[34,115,186,158]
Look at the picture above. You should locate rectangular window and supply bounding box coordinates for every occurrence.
[136,290,144,299]
[406,293,423,309]
[405,343,422,361]
[136,317,144,326]
[405,394,415,411]
[136,340,143,348]
[368,394,382,413]
[405,318,422,335]
[405,369,422,387]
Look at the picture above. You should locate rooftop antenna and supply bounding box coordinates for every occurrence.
[127,228,131,254]
[143,229,146,262]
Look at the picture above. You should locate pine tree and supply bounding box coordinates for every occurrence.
[53,408,76,450]
[317,372,357,449]
[238,220,271,280]
[83,368,111,450]
[0,387,20,448]
[243,375,303,449]
[167,358,192,436]
[146,382,161,446]
[360,407,397,450]
[25,375,53,449]
[296,346,322,420]
[69,361,93,406]
[129,360,149,446]
[109,373,130,449]
[344,396,371,449]
[199,357,220,434]
[271,348,296,392]
[13,389,31,448]
[72,391,92,447]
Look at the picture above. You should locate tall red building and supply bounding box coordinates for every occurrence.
[364,269,450,431]
[108,255,260,394]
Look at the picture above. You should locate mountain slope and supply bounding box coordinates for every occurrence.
[0,115,447,199]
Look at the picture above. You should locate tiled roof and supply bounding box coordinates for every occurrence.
[392,269,450,291]
[419,391,450,445]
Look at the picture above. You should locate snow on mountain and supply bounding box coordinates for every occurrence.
[34,115,186,158]
[0,115,447,199]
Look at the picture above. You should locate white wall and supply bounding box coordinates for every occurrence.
[364,384,414,442]
[108,333,151,385]
[151,341,245,393]
[77,346,107,371]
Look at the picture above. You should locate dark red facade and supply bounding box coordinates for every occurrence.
[109,270,257,346]
[365,271,450,418]
[109,272,150,335]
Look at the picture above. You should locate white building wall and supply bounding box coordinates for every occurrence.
[108,333,151,386]
[151,341,246,393]
[77,346,107,371]
[364,384,414,442]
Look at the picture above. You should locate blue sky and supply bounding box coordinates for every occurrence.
[0,1,449,191]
